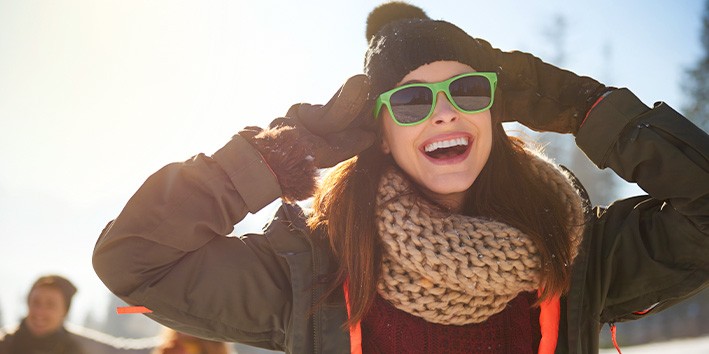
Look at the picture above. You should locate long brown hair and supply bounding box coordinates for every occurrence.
[308,120,578,327]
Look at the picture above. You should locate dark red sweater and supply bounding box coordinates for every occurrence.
[361,292,541,354]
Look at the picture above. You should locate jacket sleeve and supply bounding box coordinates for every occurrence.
[92,135,293,349]
[575,88,709,322]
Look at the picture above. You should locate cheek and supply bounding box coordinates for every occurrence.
[381,124,420,162]
[472,113,493,149]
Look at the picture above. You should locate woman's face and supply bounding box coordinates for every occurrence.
[26,286,67,337]
[380,60,493,210]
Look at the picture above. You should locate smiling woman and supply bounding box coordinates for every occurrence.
[379,62,494,207]
[0,0,703,335]
[89,2,709,354]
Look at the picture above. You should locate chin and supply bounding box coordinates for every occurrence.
[421,175,475,200]
[428,183,471,196]
[433,171,478,190]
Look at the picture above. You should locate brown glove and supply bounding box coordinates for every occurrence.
[239,75,376,201]
[470,38,613,134]
[279,74,376,167]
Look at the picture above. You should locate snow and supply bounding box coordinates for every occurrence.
[599,336,709,354]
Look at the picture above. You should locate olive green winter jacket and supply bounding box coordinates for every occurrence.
[92,88,709,354]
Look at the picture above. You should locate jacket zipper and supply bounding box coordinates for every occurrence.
[284,205,323,354]
[311,236,321,354]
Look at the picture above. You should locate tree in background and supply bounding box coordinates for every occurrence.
[683,0,709,132]
[531,13,622,207]
[83,307,102,330]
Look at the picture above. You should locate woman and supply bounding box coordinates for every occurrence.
[93,2,709,354]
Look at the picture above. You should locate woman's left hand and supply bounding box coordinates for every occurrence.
[470,38,613,134]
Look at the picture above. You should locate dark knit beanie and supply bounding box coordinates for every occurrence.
[364,2,494,99]
[28,275,77,313]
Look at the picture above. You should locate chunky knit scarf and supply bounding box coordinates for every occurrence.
[375,151,585,325]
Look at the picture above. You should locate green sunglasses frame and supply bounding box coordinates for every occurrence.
[373,72,498,126]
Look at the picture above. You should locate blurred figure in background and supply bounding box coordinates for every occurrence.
[151,329,232,354]
[0,274,84,353]
[0,275,156,354]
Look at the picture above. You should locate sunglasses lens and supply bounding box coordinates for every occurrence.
[389,86,434,124]
[449,75,492,111]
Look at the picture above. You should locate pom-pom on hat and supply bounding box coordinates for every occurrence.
[364,2,493,100]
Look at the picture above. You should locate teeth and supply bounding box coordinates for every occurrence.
[424,137,469,152]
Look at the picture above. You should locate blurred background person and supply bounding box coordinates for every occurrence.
[0,274,84,353]
[151,329,232,354]
[0,275,156,354]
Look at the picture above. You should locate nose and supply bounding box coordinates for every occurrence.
[431,92,458,124]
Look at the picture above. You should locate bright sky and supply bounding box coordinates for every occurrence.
[0,0,704,328]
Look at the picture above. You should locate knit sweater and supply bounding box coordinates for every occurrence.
[362,292,541,353]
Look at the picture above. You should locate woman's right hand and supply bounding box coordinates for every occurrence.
[283,74,377,167]
[241,74,376,169]
[238,74,376,201]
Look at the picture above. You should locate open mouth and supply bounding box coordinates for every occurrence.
[423,137,470,160]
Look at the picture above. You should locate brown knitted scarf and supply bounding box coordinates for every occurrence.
[375,150,585,325]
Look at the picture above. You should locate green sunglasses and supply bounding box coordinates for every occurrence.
[373,72,498,126]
